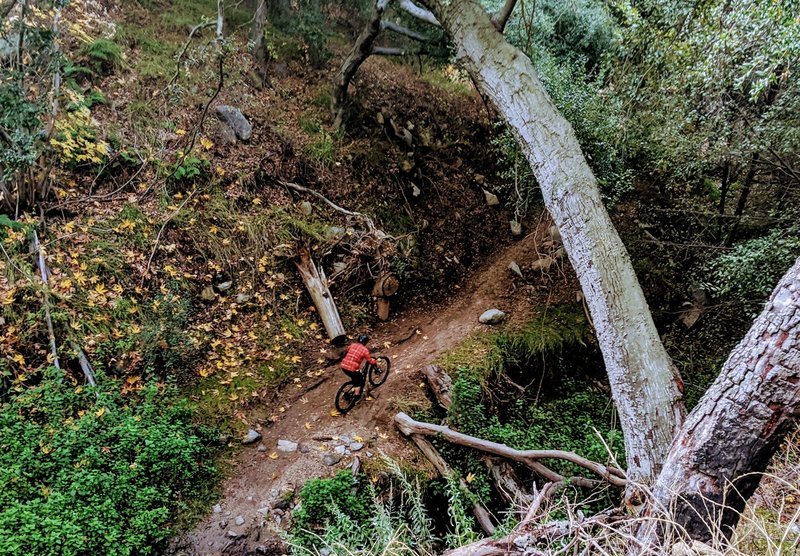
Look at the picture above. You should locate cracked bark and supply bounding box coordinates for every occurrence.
[640,257,800,546]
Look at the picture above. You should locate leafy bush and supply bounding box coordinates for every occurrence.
[168,154,210,185]
[703,229,800,301]
[49,99,110,167]
[0,371,216,555]
[291,470,372,550]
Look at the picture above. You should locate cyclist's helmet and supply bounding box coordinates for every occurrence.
[357,334,370,345]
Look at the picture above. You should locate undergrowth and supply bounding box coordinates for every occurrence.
[0,370,217,555]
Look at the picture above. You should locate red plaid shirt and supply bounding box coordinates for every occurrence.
[340,343,376,371]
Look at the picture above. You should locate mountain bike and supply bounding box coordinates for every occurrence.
[334,356,391,413]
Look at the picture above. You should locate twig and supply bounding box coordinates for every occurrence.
[141,190,196,286]
[164,21,215,91]
[70,341,97,388]
[32,230,60,370]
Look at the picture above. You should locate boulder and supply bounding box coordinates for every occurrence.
[215,105,252,141]
[479,309,506,325]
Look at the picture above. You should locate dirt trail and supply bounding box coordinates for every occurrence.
[180,228,548,555]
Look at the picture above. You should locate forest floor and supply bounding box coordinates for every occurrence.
[176,220,564,555]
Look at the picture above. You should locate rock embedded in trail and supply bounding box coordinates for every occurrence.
[334,445,347,456]
[484,190,500,206]
[215,105,252,141]
[234,516,245,526]
[213,504,222,514]
[323,454,342,466]
[256,443,267,452]
[242,429,261,444]
[277,439,298,452]
[350,442,364,452]
[479,309,506,325]
[508,261,524,279]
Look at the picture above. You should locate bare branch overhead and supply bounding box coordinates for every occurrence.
[398,0,440,26]
[381,19,433,42]
[491,0,519,32]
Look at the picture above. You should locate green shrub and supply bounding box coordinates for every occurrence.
[167,154,210,185]
[703,229,800,301]
[291,471,372,550]
[0,371,216,555]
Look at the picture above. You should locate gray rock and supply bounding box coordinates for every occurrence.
[479,309,506,325]
[484,190,500,206]
[257,507,269,515]
[320,549,331,556]
[530,257,554,272]
[508,261,524,279]
[334,445,347,455]
[349,442,364,452]
[257,443,267,452]
[412,184,422,197]
[270,489,279,498]
[510,220,523,236]
[242,429,262,444]
[274,515,282,525]
[323,454,342,466]
[234,516,245,526]
[277,439,298,452]
[213,504,222,514]
[200,286,216,302]
[300,201,313,215]
[235,293,251,304]
[212,120,238,145]
[366,451,373,458]
[271,499,288,510]
[227,530,240,538]
[298,443,312,454]
[215,280,233,292]
[216,105,252,141]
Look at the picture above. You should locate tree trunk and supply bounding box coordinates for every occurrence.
[427,0,685,492]
[294,248,347,344]
[330,0,390,127]
[249,0,271,87]
[422,364,454,409]
[642,256,800,545]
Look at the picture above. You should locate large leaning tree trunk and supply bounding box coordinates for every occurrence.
[640,256,800,546]
[425,0,685,492]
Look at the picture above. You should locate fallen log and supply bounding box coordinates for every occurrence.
[394,412,626,488]
[294,248,346,344]
[421,364,453,409]
[407,434,496,535]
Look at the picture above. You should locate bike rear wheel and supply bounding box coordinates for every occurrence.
[335,382,359,413]
[368,356,391,387]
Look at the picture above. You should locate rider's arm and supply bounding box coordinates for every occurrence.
[365,347,378,365]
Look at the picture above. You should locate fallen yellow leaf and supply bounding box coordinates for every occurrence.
[269,452,278,459]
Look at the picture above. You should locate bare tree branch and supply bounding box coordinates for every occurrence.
[398,0,439,26]
[381,19,433,41]
[395,412,627,487]
[491,0,519,32]
[371,46,411,56]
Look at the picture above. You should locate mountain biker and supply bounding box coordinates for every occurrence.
[340,334,377,397]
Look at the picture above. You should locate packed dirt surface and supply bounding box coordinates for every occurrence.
[176,220,562,555]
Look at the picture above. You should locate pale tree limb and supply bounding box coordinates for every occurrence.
[394,412,627,487]
[381,20,433,41]
[70,341,97,388]
[32,231,59,370]
[372,46,412,56]
[398,0,439,26]
[491,0,519,32]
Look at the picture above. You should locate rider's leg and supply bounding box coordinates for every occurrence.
[343,370,363,396]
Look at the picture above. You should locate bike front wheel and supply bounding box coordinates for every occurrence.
[335,382,359,413]
[368,356,391,387]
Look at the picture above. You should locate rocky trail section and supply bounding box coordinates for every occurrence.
[178,222,567,555]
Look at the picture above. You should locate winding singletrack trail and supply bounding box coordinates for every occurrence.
[180,226,556,555]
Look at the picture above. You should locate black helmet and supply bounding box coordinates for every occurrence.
[357,334,370,345]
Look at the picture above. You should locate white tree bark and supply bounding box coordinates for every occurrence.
[642,257,800,545]
[295,248,347,344]
[426,0,685,491]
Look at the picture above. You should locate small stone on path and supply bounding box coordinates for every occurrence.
[234,516,245,526]
[213,504,222,514]
[323,454,342,466]
[242,429,261,444]
[349,442,364,452]
[257,443,267,452]
[334,445,347,455]
[277,439,298,452]
[484,190,500,206]
[508,261,524,279]
[479,309,506,325]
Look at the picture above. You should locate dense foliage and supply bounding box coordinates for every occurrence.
[0,372,216,555]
